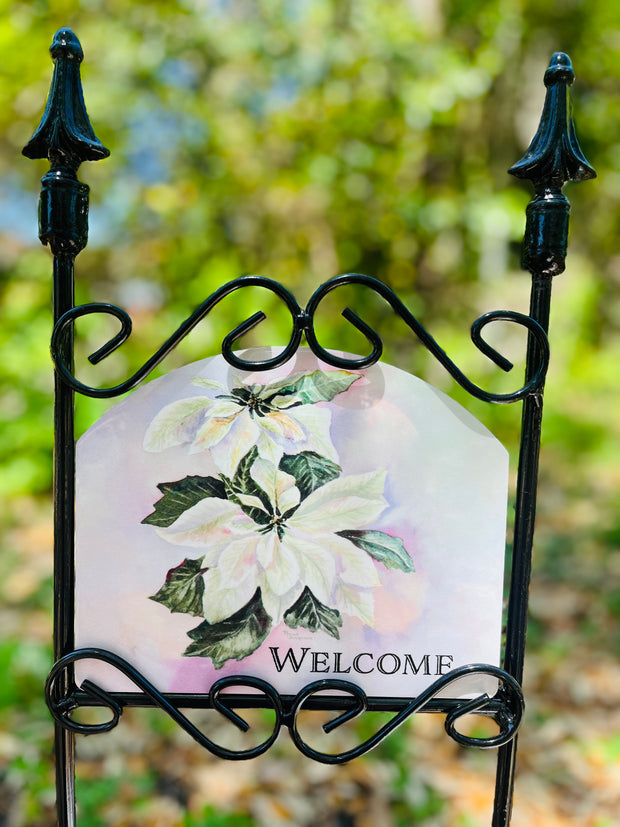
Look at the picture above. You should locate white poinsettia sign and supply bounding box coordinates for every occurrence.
[75,348,508,699]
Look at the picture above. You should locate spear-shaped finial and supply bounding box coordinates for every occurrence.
[509,53,595,276]
[23,28,109,167]
[23,29,109,257]
[509,53,595,190]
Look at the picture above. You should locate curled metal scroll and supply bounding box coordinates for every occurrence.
[289,664,524,764]
[46,648,284,761]
[50,276,303,399]
[46,649,523,764]
[304,274,548,403]
[51,273,549,404]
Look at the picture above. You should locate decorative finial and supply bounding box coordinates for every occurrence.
[23,28,109,167]
[509,53,595,190]
[509,53,596,276]
[23,29,109,257]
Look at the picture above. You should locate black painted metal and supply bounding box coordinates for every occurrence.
[23,28,110,827]
[50,276,549,402]
[46,649,523,764]
[24,30,595,827]
[491,52,596,827]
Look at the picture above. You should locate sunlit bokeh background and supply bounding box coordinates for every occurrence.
[1,1,619,825]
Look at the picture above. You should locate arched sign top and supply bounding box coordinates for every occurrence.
[76,349,508,700]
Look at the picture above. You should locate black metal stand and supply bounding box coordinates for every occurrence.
[24,30,595,827]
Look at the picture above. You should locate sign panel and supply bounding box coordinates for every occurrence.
[75,348,508,699]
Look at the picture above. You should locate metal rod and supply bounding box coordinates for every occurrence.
[52,257,77,827]
[23,28,110,827]
[52,257,76,667]
[492,276,551,827]
[493,52,595,827]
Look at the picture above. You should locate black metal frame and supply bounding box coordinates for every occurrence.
[23,30,595,827]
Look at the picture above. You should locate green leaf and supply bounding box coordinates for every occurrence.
[184,588,272,668]
[150,557,206,616]
[284,586,343,639]
[191,377,226,390]
[142,475,227,527]
[273,370,359,406]
[230,446,260,493]
[337,530,415,573]
[223,447,272,524]
[279,451,341,501]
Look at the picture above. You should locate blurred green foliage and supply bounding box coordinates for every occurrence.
[1,0,619,492]
[1,0,620,825]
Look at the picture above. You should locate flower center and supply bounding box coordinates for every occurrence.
[246,393,272,417]
[221,387,273,418]
[258,511,287,540]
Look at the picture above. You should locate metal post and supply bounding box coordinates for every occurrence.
[23,28,110,827]
[493,53,595,827]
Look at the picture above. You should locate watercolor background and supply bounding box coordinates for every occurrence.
[75,348,508,699]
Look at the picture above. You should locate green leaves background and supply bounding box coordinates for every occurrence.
[3,0,615,514]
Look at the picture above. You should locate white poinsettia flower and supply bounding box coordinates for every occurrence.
[156,460,387,627]
[143,369,360,476]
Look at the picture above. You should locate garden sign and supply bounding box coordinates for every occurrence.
[23,28,595,827]
[75,349,508,700]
